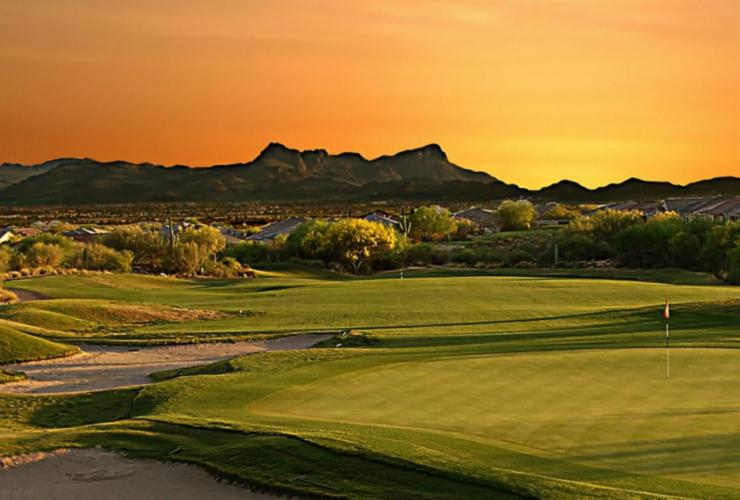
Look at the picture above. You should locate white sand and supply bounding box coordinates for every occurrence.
[1,334,329,394]
[0,448,280,500]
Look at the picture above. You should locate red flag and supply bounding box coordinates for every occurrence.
[663,300,670,321]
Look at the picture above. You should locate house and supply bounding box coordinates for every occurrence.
[62,227,110,243]
[690,197,740,222]
[453,207,496,227]
[218,227,248,245]
[361,211,401,229]
[604,200,665,217]
[0,228,16,245]
[0,227,41,244]
[535,202,560,218]
[534,202,575,227]
[246,217,308,242]
[13,227,41,238]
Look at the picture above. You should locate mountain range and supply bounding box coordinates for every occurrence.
[0,143,738,205]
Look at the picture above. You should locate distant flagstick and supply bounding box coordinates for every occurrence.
[663,299,670,379]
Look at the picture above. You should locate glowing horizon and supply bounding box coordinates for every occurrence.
[2,1,739,189]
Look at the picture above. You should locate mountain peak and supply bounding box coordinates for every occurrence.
[257,142,296,158]
[397,144,447,161]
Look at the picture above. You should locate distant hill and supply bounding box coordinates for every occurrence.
[0,144,738,204]
[0,160,64,190]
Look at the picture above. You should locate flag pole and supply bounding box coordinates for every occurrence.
[664,299,670,379]
[665,319,670,379]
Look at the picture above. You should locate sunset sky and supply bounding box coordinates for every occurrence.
[1,1,739,188]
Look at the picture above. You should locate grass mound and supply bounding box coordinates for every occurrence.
[0,324,77,365]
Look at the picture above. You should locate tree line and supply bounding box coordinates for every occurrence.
[0,225,251,279]
[1,204,737,283]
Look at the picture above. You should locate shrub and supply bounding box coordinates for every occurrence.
[26,242,66,268]
[103,226,168,268]
[496,200,535,231]
[0,248,11,273]
[73,243,133,272]
[323,219,399,273]
[506,250,534,267]
[0,288,18,304]
[408,206,457,241]
[728,246,740,284]
[225,242,269,265]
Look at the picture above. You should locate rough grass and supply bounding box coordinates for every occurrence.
[0,299,221,334]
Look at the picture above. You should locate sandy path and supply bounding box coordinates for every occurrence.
[1,334,329,394]
[4,287,50,302]
[0,448,279,500]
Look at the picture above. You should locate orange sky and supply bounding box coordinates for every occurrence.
[1,0,739,188]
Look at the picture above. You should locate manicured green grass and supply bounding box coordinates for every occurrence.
[2,269,740,498]
[405,266,726,285]
[6,271,739,343]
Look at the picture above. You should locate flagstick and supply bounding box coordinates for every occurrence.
[665,320,670,379]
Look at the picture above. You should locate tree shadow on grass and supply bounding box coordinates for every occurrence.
[566,433,740,477]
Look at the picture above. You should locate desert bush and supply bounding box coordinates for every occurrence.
[0,248,11,273]
[408,206,457,242]
[322,219,399,273]
[0,288,18,304]
[26,242,66,268]
[225,242,269,265]
[73,243,134,272]
[103,226,168,268]
[496,200,535,231]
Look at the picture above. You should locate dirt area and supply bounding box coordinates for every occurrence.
[0,334,329,394]
[0,448,279,500]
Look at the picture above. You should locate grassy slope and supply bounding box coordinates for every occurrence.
[0,323,77,365]
[2,270,740,498]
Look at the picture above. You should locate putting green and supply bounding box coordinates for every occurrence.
[252,348,740,488]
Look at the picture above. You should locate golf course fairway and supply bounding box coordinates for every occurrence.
[1,268,739,498]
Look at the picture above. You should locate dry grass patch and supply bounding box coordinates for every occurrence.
[0,289,18,305]
[0,300,222,333]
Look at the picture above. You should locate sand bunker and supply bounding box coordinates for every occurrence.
[0,448,279,500]
[1,334,329,394]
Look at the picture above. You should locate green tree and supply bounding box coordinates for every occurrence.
[541,203,578,221]
[103,226,167,268]
[26,242,65,268]
[557,209,642,261]
[16,233,74,253]
[589,209,643,242]
[496,200,535,231]
[180,226,226,258]
[727,245,740,284]
[166,241,203,276]
[297,220,332,262]
[409,206,457,241]
[0,247,11,273]
[701,222,740,276]
[73,243,133,272]
[323,219,399,273]
[614,217,683,268]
